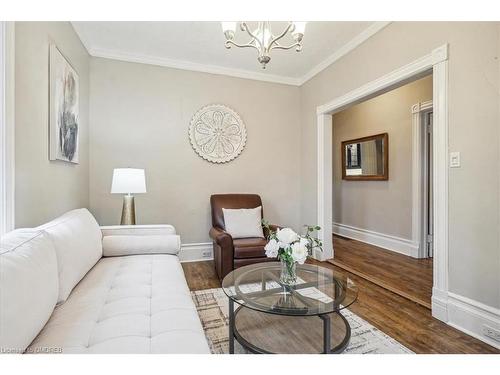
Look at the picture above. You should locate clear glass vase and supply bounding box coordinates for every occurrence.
[280,259,297,286]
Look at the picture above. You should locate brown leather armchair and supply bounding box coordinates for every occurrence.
[209,194,279,281]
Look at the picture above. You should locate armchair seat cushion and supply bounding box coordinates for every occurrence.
[233,237,268,259]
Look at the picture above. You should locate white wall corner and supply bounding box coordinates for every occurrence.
[298,21,391,86]
[179,242,213,263]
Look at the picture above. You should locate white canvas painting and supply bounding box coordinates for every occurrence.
[49,44,79,163]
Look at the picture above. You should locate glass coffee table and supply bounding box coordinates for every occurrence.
[222,262,358,354]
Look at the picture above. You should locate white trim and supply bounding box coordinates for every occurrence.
[447,292,500,349]
[317,45,447,116]
[316,44,449,323]
[89,47,302,86]
[431,287,449,322]
[316,114,333,261]
[72,22,388,87]
[332,223,419,258]
[179,242,213,263]
[431,53,449,315]
[0,22,15,236]
[411,100,433,258]
[298,22,391,85]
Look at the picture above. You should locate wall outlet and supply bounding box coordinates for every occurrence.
[482,325,500,342]
[201,250,212,258]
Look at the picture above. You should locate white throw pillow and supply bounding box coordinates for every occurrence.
[102,235,180,257]
[0,230,59,352]
[37,209,103,304]
[222,206,264,239]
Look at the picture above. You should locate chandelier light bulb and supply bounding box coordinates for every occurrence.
[254,27,272,47]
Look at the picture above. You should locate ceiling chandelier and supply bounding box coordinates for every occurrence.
[221,21,306,69]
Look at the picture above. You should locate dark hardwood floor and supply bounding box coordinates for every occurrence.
[328,235,433,308]
[181,260,499,354]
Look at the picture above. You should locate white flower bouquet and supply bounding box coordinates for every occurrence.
[262,221,323,285]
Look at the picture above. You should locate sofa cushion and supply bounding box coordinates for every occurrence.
[37,208,102,303]
[27,254,210,354]
[0,230,59,353]
[102,235,180,257]
[233,237,268,259]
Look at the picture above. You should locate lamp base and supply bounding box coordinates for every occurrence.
[120,195,136,225]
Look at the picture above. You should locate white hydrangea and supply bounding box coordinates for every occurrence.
[291,238,309,264]
[264,238,280,258]
[276,228,299,245]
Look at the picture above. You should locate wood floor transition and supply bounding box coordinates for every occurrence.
[182,260,499,354]
[328,235,433,309]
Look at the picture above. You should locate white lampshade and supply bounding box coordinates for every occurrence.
[292,21,307,36]
[111,168,147,194]
[221,21,237,33]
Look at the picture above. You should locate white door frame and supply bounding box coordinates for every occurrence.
[0,21,15,236]
[316,44,449,321]
[411,100,433,258]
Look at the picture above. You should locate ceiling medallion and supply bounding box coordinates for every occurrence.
[221,21,306,69]
[189,104,247,164]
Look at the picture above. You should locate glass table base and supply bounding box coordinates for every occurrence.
[229,300,351,354]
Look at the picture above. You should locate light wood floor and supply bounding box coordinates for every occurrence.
[181,260,499,354]
[328,235,433,308]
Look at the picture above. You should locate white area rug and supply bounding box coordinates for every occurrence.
[191,287,413,354]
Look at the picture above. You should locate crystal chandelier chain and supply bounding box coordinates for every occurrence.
[222,21,306,69]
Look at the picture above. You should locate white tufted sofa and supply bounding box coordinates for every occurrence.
[0,209,210,354]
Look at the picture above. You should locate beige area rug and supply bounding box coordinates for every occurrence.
[191,287,413,354]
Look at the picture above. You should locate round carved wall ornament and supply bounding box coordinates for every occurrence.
[189,104,247,163]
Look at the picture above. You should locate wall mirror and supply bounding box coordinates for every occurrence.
[341,133,388,180]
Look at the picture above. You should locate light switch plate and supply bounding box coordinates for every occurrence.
[450,152,461,168]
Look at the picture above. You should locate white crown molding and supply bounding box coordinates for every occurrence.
[297,21,391,86]
[72,21,390,87]
[88,47,302,86]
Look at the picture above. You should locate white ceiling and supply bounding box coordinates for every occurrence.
[72,21,388,86]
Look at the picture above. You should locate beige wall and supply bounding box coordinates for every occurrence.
[332,75,432,239]
[89,57,301,243]
[15,22,90,227]
[300,22,500,308]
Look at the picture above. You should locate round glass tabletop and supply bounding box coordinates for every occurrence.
[222,262,358,316]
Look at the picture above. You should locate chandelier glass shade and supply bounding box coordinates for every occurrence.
[221,21,306,69]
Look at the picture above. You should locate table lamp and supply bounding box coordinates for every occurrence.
[111,168,147,225]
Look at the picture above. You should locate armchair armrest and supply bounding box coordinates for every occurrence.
[209,226,233,248]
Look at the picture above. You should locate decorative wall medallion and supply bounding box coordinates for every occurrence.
[189,104,247,163]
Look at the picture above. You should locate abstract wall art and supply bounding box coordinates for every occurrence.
[49,44,79,163]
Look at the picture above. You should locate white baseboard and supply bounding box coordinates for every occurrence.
[332,222,419,258]
[431,287,449,322]
[179,242,213,263]
[446,292,500,349]
[430,288,500,349]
